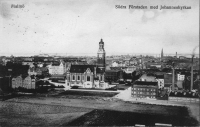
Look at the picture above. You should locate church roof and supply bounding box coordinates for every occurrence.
[70,65,103,73]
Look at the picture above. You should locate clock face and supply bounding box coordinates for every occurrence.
[99,54,103,57]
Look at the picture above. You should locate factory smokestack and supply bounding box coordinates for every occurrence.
[190,55,194,91]
[172,62,175,91]
[94,67,97,77]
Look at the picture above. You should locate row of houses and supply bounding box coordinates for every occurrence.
[132,72,200,99]
[27,61,67,76]
[12,76,36,89]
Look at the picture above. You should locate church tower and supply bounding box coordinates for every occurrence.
[97,39,106,71]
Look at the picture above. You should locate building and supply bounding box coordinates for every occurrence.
[97,39,106,71]
[12,76,23,89]
[124,66,136,74]
[111,61,119,67]
[164,73,177,91]
[65,39,107,89]
[132,81,158,99]
[105,70,120,82]
[23,76,36,89]
[66,65,106,88]
[177,73,185,81]
[139,74,157,82]
[47,61,65,75]
[12,76,36,89]
[28,67,37,75]
[155,75,164,89]
[35,67,48,76]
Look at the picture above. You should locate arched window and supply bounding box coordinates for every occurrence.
[87,76,90,81]
[72,75,75,81]
[77,75,80,81]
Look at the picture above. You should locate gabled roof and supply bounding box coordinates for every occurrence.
[70,65,103,73]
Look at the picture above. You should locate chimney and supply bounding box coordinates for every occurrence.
[190,55,194,91]
[172,62,175,91]
[94,67,97,77]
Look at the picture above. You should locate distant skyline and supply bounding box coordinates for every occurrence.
[0,0,199,56]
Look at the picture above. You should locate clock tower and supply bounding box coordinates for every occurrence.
[97,38,106,71]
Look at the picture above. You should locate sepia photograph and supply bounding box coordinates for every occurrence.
[0,0,199,126]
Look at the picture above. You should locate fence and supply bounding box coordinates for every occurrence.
[169,97,200,103]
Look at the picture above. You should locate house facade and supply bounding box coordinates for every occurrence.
[12,76,23,89]
[12,76,36,89]
[48,61,65,75]
[132,81,158,99]
[105,70,120,82]
[23,76,36,89]
[177,73,185,81]
[155,75,164,89]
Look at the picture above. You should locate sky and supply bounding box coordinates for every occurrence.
[0,0,199,56]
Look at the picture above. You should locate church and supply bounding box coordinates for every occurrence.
[65,39,108,89]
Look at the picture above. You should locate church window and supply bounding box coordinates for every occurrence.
[72,75,75,81]
[87,76,90,81]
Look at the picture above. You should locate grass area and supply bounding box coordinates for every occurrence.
[59,90,119,97]
[65,109,199,126]
[0,96,199,126]
[0,101,92,126]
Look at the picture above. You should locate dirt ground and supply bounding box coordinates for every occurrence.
[0,90,199,126]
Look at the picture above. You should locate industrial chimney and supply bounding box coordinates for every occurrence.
[94,67,97,77]
[172,62,175,91]
[190,55,194,91]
